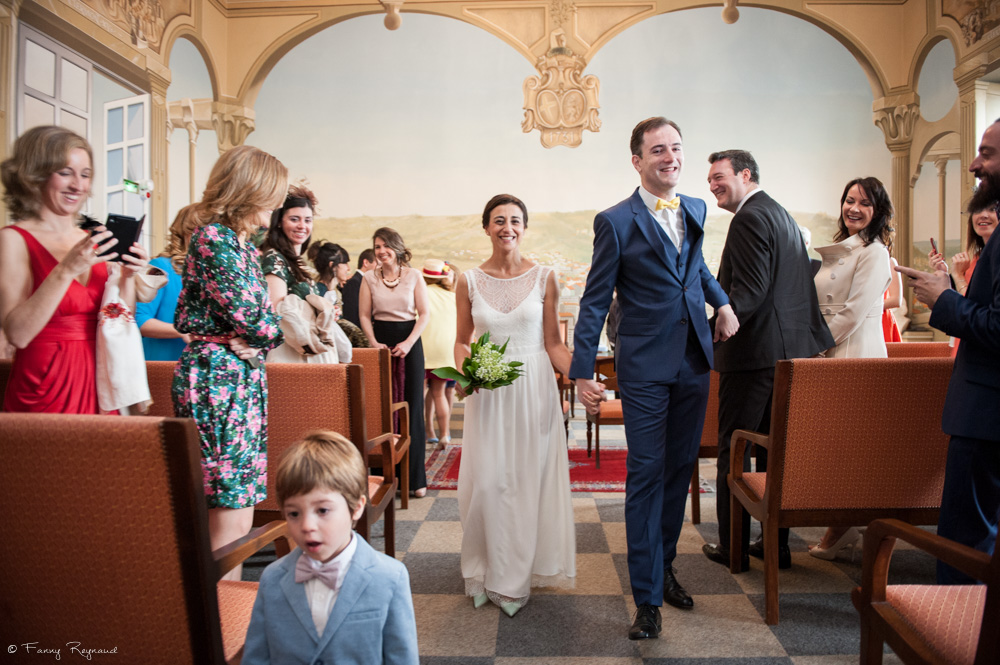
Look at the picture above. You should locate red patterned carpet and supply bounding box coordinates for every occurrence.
[426,446,631,492]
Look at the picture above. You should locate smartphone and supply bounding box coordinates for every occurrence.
[930,237,938,254]
[100,214,145,262]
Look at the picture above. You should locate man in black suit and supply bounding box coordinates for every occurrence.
[700,150,834,570]
[897,120,1000,584]
[340,248,376,327]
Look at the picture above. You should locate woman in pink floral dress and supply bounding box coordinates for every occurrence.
[171,146,287,579]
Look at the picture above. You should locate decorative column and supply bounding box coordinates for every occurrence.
[211,102,255,154]
[148,67,171,254]
[935,157,948,252]
[955,58,989,251]
[873,95,919,269]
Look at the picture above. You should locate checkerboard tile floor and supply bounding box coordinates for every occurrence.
[248,401,932,663]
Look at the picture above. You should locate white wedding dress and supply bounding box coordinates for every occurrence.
[459,264,576,609]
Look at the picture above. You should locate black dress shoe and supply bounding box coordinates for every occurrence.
[702,542,749,572]
[663,568,693,609]
[628,603,661,640]
[748,537,791,569]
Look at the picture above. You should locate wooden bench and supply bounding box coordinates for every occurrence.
[146,360,397,557]
[729,357,953,624]
[0,412,287,665]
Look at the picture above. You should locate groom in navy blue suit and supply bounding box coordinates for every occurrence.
[571,117,739,640]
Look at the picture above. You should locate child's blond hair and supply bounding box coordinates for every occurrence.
[275,431,368,516]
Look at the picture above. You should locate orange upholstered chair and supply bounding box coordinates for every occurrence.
[147,361,397,557]
[689,370,720,525]
[852,518,1000,665]
[886,342,952,358]
[351,348,412,509]
[0,412,288,665]
[728,357,953,624]
[585,355,622,468]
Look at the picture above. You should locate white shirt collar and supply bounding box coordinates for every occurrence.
[638,185,677,213]
[734,187,762,214]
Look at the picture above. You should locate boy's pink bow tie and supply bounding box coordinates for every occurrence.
[295,554,343,590]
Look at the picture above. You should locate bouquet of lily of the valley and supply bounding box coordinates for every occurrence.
[432,332,524,393]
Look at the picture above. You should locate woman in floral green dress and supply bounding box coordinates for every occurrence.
[172,145,287,580]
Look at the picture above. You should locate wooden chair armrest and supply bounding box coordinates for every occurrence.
[858,519,993,605]
[730,429,769,477]
[214,520,289,579]
[392,401,409,449]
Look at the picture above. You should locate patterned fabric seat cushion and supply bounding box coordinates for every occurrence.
[218,580,259,664]
[885,584,986,665]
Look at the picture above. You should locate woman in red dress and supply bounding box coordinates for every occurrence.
[0,126,147,413]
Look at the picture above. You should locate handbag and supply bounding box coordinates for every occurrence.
[96,263,152,413]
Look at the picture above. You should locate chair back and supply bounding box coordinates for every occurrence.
[768,357,952,512]
[350,348,393,441]
[146,360,178,417]
[257,363,368,515]
[701,370,720,456]
[0,413,224,664]
[595,355,618,391]
[886,341,952,358]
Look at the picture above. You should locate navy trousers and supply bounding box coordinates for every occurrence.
[618,355,708,607]
[936,435,1000,584]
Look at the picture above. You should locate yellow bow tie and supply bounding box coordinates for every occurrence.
[655,197,681,211]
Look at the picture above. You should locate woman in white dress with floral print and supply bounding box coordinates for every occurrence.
[455,194,576,617]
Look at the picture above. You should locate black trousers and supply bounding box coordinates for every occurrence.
[372,319,427,491]
[716,367,788,550]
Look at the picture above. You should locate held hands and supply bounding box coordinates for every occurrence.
[951,252,971,279]
[895,264,952,309]
[122,242,150,276]
[713,304,739,343]
[574,377,607,416]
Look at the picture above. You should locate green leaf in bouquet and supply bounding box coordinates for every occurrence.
[507,361,524,368]
[498,338,509,354]
[432,366,468,386]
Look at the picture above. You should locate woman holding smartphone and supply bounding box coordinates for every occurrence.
[0,125,148,413]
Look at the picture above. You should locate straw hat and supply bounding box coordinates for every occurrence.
[421,258,450,280]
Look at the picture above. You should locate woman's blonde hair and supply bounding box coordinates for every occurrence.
[1,125,93,221]
[159,204,201,270]
[276,431,368,517]
[196,145,288,238]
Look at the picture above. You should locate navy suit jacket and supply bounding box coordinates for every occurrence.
[930,231,1000,442]
[570,189,729,382]
[242,535,419,665]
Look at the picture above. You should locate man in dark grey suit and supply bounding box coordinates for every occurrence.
[700,150,834,570]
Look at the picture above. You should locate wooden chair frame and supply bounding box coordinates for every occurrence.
[689,370,720,525]
[0,413,287,664]
[352,348,412,509]
[852,518,1000,665]
[728,358,953,624]
[585,355,621,469]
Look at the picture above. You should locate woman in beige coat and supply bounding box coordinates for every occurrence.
[810,176,894,557]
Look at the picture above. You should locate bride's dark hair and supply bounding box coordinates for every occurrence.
[481,194,528,229]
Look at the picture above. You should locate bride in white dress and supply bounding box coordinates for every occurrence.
[454,194,576,617]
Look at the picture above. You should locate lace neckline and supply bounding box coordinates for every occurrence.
[473,264,539,281]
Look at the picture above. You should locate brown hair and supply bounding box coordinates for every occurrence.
[833,177,894,248]
[195,145,288,239]
[261,184,318,283]
[630,117,682,157]
[373,227,412,266]
[481,194,528,229]
[965,203,995,257]
[159,204,201,271]
[1,125,93,221]
[276,431,368,517]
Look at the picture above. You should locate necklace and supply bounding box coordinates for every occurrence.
[380,266,402,289]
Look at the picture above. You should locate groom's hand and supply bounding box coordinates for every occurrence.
[574,378,607,415]
[713,304,739,342]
